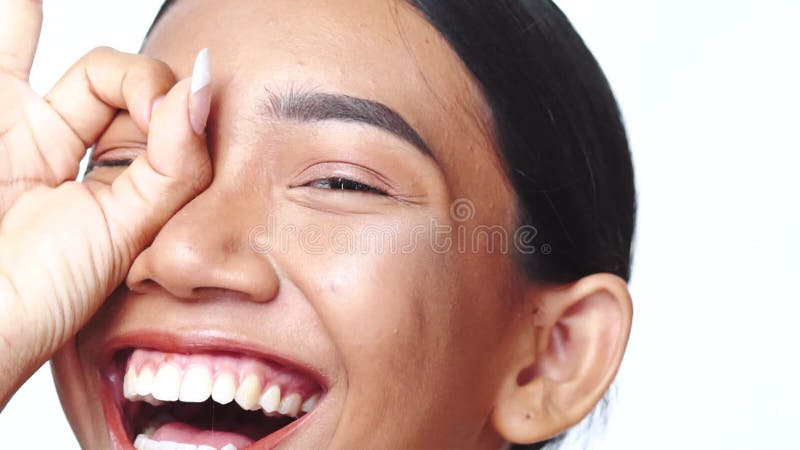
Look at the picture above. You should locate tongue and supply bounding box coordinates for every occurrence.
[153,422,255,449]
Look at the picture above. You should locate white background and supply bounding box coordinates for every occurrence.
[1,1,799,449]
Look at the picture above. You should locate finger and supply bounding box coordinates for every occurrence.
[0,0,43,79]
[94,49,212,266]
[44,46,176,150]
[33,47,176,180]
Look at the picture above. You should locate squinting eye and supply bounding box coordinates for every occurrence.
[308,177,387,195]
[86,159,134,172]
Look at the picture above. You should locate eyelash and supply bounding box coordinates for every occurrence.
[87,159,387,196]
[86,159,134,172]
[307,177,387,196]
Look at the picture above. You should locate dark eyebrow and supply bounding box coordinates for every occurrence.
[260,89,434,159]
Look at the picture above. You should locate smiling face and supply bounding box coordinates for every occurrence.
[50,0,531,448]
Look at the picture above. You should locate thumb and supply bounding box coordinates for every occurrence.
[94,49,213,273]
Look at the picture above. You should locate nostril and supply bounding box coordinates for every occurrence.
[123,221,281,303]
[126,278,160,295]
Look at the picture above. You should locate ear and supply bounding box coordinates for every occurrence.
[491,273,633,444]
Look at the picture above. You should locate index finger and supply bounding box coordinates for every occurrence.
[45,46,177,148]
[0,0,43,80]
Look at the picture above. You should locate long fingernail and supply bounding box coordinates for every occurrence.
[189,48,212,136]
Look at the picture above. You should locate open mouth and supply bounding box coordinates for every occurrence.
[105,347,323,450]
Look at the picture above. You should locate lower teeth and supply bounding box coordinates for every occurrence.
[133,434,238,450]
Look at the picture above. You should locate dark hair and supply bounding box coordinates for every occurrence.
[147,1,636,448]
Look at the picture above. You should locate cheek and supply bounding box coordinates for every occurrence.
[51,342,111,448]
[294,233,452,378]
[285,217,512,439]
[313,249,459,440]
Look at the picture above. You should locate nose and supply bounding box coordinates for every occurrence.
[126,187,279,303]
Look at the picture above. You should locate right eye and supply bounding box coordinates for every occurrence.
[86,158,134,172]
[86,146,145,174]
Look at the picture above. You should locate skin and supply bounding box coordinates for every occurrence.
[1,0,633,448]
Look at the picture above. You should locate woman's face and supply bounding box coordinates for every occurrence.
[52,0,526,448]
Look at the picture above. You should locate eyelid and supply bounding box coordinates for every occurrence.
[293,161,395,194]
[91,145,146,163]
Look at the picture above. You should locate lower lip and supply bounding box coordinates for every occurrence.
[100,359,314,449]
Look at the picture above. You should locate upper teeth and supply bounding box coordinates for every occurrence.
[134,434,238,450]
[123,363,319,418]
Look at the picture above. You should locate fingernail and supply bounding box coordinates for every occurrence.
[189,48,212,136]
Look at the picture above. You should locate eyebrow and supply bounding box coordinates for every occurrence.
[260,89,435,159]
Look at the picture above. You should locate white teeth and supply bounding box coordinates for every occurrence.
[123,366,138,398]
[134,434,147,448]
[234,374,263,411]
[152,364,182,401]
[136,367,155,397]
[123,358,319,419]
[179,366,213,403]
[133,434,237,450]
[259,384,281,413]
[301,393,319,413]
[279,392,302,417]
[211,372,237,405]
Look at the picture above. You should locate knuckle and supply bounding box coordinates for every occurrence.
[83,45,116,61]
[143,58,173,77]
[127,57,176,88]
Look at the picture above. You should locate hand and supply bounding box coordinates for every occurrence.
[0,0,213,408]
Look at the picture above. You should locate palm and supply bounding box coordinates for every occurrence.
[0,1,212,402]
[0,71,120,353]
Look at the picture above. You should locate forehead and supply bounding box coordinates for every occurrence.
[143,0,498,170]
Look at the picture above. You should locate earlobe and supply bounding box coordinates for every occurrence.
[491,273,633,445]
